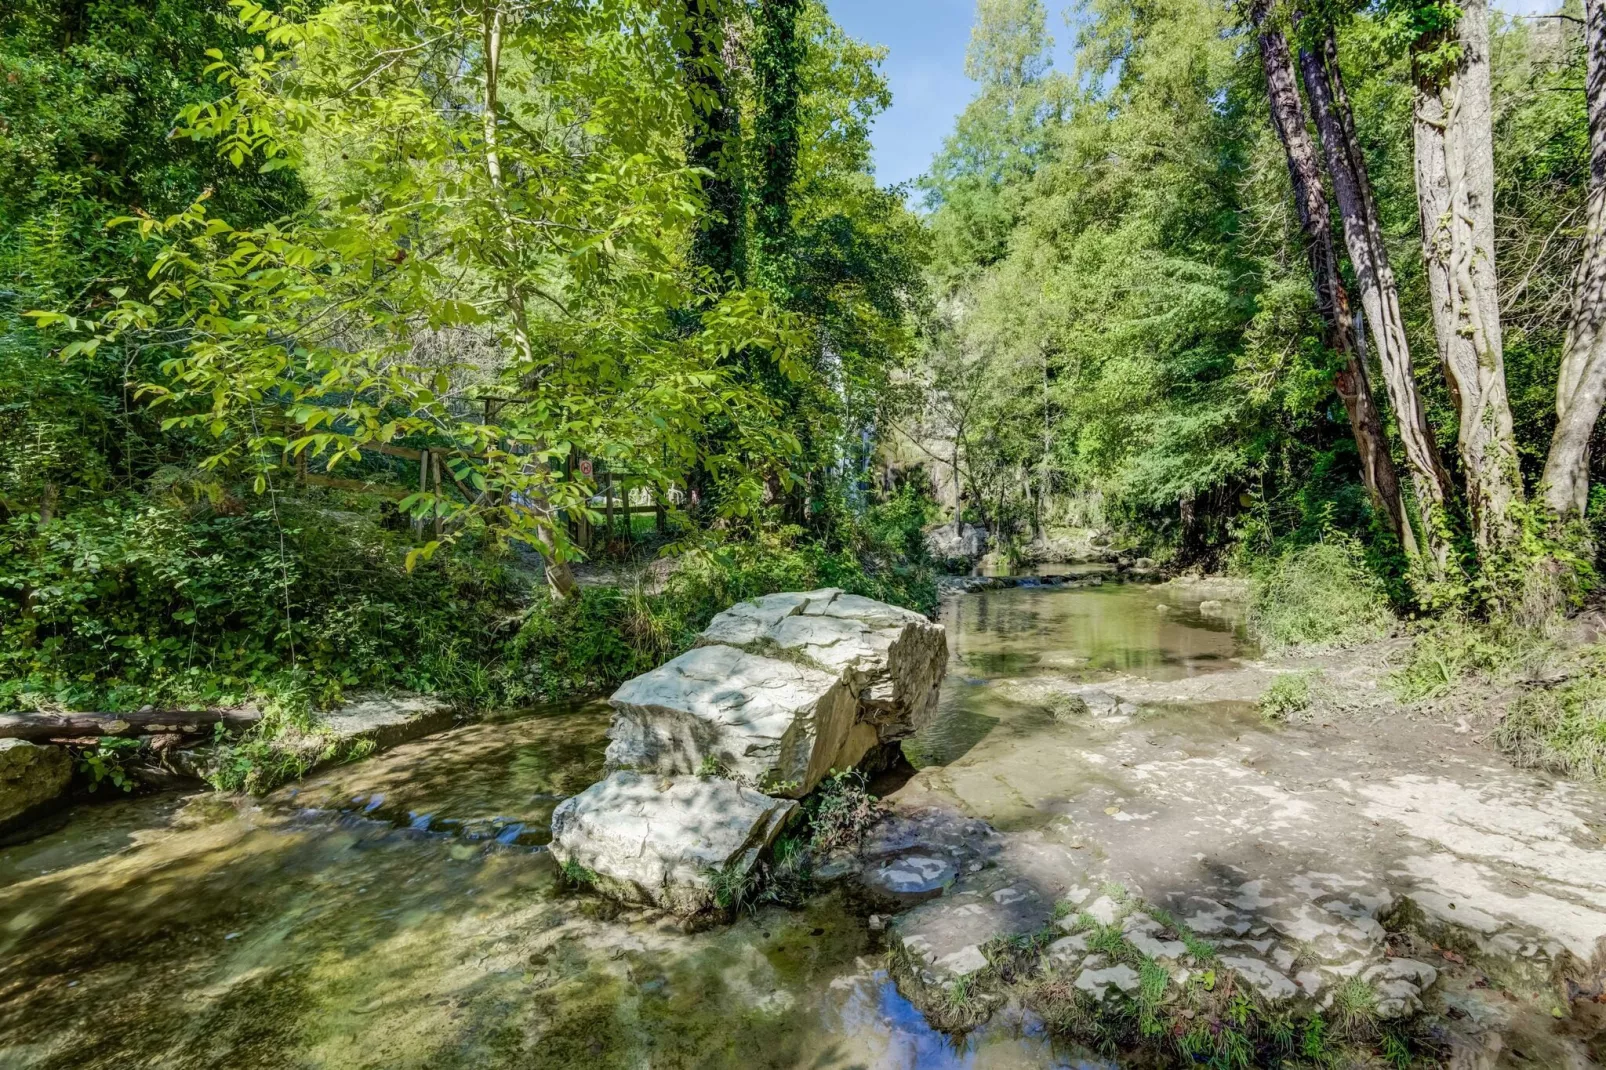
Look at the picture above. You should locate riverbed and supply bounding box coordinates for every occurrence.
[32,572,1606,1068]
[0,581,1257,1068]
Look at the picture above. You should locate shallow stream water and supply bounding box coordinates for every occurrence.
[0,581,1251,1069]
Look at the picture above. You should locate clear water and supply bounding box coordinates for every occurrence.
[0,582,1247,1069]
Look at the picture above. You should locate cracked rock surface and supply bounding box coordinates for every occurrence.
[548,771,797,914]
[884,581,1606,1057]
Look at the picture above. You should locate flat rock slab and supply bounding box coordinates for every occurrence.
[698,588,947,742]
[0,740,72,841]
[605,643,861,797]
[172,693,457,785]
[887,660,1606,1033]
[548,771,797,915]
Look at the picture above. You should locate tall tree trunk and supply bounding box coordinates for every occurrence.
[1412,0,1524,554]
[751,0,805,292]
[1254,4,1416,554]
[482,2,576,599]
[1541,0,1606,522]
[1298,23,1456,574]
[678,0,746,288]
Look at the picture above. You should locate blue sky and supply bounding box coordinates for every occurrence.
[825,0,1560,191]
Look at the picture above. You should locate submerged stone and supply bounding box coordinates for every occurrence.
[548,771,797,915]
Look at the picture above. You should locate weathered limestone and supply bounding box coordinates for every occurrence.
[548,771,797,914]
[0,739,72,839]
[605,644,861,797]
[561,590,946,915]
[698,588,947,743]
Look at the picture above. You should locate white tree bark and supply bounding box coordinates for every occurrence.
[1413,0,1524,552]
[1299,28,1455,573]
[1541,0,1606,520]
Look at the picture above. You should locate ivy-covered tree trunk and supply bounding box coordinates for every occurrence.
[678,0,746,289]
[751,0,805,292]
[1541,0,1606,523]
[1412,0,1524,556]
[1298,24,1456,575]
[1254,3,1415,555]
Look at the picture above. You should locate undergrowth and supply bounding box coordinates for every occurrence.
[1247,536,1396,652]
[1496,670,1606,780]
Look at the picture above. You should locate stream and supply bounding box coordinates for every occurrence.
[0,580,1253,1070]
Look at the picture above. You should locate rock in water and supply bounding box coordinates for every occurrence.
[0,739,72,840]
[698,588,947,744]
[605,643,862,797]
[548,772,797,915]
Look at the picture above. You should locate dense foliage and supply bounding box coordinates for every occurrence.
[0,0,933,713]
[911,0,1602,594]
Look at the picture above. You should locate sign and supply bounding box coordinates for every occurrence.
[578,458,593,478]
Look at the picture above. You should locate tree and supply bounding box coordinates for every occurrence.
[32,0,800,588]
[1541,0,1606,524]
[1253,0,1414,554]
[1408,0,1525,554]
[1296,14,1458,575]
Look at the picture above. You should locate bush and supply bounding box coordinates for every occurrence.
[1247,537,1395,652]
[1259,672,1315,722]
[1388,617,1555,702]
[1495,674,1606,781]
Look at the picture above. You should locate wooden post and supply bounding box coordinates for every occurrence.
[655,485,667,536]
[431,450,443,539]
[604,467,616,541]
[415,448,429,538]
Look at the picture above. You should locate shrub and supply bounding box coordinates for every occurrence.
[1247,537,1395,652]
[1259,672,1315,722]
[1496,674,1606,781]
[1389,616,1555,702]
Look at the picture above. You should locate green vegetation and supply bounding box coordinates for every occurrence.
[1248,538,1396,652]
[892,891,1436,1067]
[2,0,1605,799]
[1260,672,1317,722]
[1497,672,1606,781]
[0,0,935,736]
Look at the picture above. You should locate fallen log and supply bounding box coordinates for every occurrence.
[0,709,261,742]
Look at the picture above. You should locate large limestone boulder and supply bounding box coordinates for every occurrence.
[605,643,862,797]
[548,771,797,914]
[699,588,947,743]
[0,739,72,839]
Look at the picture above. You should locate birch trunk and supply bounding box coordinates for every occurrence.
[1298,27,1456,574]
[1413,0,1524,553]
[1541,0,1606,520]
[482,2,576,599]
[1254,5,1415,553]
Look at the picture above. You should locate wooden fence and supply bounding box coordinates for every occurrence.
[294,442,670,551]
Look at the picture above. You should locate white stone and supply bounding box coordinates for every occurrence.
[698,588,947,743]
[548,772,797,915]
[604,644,860,796]
[936,944,989,977]
[1221,955,1299,1001]
[1085,894,1122,926]
[1074,963,1142,1000]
